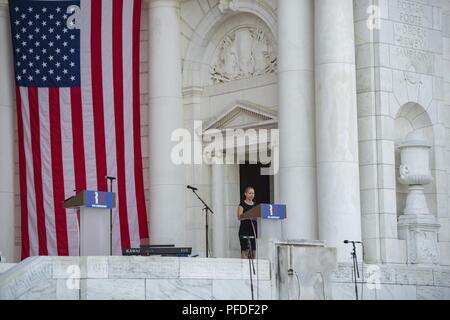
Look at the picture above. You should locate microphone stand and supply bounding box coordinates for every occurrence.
[106,176,116,256]
[350,242,360,300]
[245,237,256,300]
[189,188,214,257]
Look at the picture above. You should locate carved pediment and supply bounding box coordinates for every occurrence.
[203,101,277,132]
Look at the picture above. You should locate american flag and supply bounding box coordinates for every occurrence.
[9,0,149,259]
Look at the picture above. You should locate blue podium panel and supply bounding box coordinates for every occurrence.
[85,190,115,209]
[261,204,286,220]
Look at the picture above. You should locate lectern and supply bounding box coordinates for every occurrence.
[239,203,287,220]
[64,190,116,256]
[240,204,287,240]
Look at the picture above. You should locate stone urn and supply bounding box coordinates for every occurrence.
[397,131,440,265]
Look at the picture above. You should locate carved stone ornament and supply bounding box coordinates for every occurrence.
[218,0,240,13]
[397,131,440,265]
[210,27,277,84]
[408,229,440,264]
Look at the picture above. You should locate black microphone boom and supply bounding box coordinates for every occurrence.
[344,240,362,244]
[187,184,214,258]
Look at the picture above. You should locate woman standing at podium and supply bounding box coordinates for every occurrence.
[237,186,257,259]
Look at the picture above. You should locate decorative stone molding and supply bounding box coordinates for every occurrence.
[397,131,440,265]
[218,0,240,13]
[403,68,423,86]
[201,101,278,160]
[203,101,277,131]
[210,26,277,83]
[182,0,277,88]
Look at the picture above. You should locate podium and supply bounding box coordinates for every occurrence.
[64,190,116,256]
[239,203,287,220]
[240,204,287,240]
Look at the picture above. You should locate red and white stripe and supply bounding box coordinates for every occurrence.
[16,0,149,259]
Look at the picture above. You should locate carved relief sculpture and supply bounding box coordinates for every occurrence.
[210,27,277,83]
[218,0,240,13]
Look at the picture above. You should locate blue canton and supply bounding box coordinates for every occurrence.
[10,0,81,87]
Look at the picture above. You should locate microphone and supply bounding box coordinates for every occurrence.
[344,240,362,244]
[187,185,198,191]
[105,176,116,180]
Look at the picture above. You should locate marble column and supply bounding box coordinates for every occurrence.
[212,159,226,258]
[0,0,16,262]
[315,0,362,261]
[278,0,317,240]
[147,0,186,246]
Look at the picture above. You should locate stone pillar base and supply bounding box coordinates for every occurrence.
[258,239,337,300]
[398,214,440,265]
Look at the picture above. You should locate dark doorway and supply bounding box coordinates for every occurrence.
[239,162,271,204]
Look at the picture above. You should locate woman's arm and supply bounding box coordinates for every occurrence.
[237,205,244,220]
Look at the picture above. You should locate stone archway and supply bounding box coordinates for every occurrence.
[182,1,277,89]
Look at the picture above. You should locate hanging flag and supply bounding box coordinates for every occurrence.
[9,0,149,259]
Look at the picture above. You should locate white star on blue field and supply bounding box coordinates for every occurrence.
[10,1,80,87]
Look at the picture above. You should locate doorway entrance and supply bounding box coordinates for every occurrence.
[239,162,271,204]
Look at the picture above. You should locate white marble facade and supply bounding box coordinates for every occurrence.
[0,256,272,300]
[1,0,450,300]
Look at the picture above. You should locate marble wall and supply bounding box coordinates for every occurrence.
[442,1,450,267]
[2,253,450,300]
[354,0,450,266]
[332,262,450,300]
[0,256,272,300]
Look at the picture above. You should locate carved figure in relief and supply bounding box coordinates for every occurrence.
[211,27,277,83]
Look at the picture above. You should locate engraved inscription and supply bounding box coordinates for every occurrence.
[394,23,427,49]
[392,47,434,74]
[390,0,436,74]
[396,0,426,26]
[395,47,431,63]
